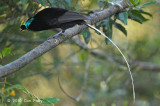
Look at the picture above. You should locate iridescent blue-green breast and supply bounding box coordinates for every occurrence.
[25,17,34,30]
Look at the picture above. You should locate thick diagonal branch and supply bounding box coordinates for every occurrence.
[0,1,129,77]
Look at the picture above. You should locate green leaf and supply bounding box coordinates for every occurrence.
[47,0,55,6]
[0,53,2,59]
[136,0,143,5]
[135,0,139,5]
[95,21,102,30]
[21,0,28,4]
[21,0,24,3]
[38,0,46,7]
[128,10,148,24]
[19,86,33,97]
[66,0,70,4]
[102,18,113,44]
[118,12,128,25]
[79,50,88,62]
[91,103,96,106]
[40,97,59,104]
[2,48,11,57]
[6,84,21,91]
[129,0,136,5]
[129,0,144,5]
[114,22,127,36]
[82,28,91,44]
[123,101,129,106]
[98,0,103,7]
[140,11,152,17]
[139,1,157,8]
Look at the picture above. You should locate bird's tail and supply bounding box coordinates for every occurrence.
[86,23,135,102]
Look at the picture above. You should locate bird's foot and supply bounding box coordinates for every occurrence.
[47,31,63,40]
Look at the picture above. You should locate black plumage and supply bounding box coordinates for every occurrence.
[21,8,88,31]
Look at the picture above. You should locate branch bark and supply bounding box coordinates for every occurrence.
[0,1,130,77]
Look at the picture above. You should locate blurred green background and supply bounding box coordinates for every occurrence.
[0,0,160,106]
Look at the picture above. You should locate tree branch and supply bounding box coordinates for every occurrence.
[0,1,129,77]
[72,36,160,72]
[134,61,160,72]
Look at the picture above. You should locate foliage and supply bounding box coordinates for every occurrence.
[0,83,59,105]
[0,48,11,60]
[0,48,59,105]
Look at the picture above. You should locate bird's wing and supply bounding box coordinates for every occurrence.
[58,11,88,24]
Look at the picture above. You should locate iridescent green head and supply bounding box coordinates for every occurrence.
[20,17,34,31]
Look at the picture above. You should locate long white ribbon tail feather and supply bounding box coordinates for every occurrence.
[86,24,135,102]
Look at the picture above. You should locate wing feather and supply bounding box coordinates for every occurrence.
[58,11,88,24]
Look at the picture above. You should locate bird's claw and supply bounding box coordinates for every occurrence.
[47,31,63,40]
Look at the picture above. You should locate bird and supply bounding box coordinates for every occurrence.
[20,8,88,32]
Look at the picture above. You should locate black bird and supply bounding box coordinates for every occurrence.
[20,8,88,31]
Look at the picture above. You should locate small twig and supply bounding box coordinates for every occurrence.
[105,69,117,84]
[58,74,77,101]
[75,61,89,101]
